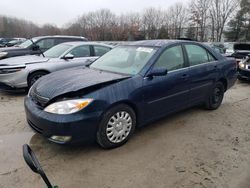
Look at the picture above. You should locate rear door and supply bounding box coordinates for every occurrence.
[184,44,219,105]
[143,45,190,119]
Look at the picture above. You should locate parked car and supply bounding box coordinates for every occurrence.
[204,43,225,54]
[0,42,112,90]
[4,38,26,47]
[238,56,250,80]
[25,40,237,149]
[0,38,15,47]
[225,42,250,64]
[0,35,87,60]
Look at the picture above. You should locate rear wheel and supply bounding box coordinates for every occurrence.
[97,104,136,149]
[28,71,48,88]
[205,82,224,110]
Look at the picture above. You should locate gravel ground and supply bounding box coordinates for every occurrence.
[0,81,249,188]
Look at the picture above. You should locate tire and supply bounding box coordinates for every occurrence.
[97,104,136,149]
[28,71,48,88]
[205,82,225,110]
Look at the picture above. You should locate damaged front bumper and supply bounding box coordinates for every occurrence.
[24,96,102,144]
[0,70,28,90]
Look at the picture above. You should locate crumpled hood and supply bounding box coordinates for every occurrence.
[31,67,130,103]
[0,55,49,66]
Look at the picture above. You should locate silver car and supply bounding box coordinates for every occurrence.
[0,42,112,90]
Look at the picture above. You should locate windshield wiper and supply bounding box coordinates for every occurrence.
[30,39,45,57]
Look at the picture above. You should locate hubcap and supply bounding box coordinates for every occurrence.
[106,111,132,143]
[212,87,222,104]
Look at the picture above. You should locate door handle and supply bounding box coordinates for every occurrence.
[181,74,189,80]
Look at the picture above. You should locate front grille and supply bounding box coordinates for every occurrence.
[28,120,43,134]
[30,89,49,107]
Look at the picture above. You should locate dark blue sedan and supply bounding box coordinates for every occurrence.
[25,40,237,149]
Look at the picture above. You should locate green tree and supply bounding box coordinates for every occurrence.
[224,0,250,41]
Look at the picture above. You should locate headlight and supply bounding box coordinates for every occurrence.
[0,68,24,74]
[239,62,245,69]
[44,99,93,114]
[0,52,8,58]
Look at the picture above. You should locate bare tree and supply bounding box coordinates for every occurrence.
[0,2,240,42]
[189,0,211,41]
[142,8,164,39]
[210,0,239,42]
[168,3,188,38]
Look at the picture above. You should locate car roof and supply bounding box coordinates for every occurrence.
[59,41,113,48]
[32,35,87,40]
[125,40,199,47]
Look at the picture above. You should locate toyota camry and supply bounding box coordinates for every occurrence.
[25,40,237,149]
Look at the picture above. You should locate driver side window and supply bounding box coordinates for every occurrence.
[154,45,185,71]
[68,45,90,58]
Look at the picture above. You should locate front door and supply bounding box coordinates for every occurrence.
[143,45,190,120]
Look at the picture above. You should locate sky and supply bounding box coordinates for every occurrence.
[0,0,189,27]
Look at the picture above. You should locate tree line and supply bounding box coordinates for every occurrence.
[0,0,249,42]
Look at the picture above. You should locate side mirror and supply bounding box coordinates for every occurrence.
[147,67,168,77]
[23,144,54,188]
[63,53,74,60]
[32,44,40,51]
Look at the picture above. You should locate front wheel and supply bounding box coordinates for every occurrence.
[28,71,48,88]
[205,82,225,110]
[97,104,136,149]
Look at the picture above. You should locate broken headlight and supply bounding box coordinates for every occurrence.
[44,99,93,114]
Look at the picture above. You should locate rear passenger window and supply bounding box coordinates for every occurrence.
[94,46,111,56]
[185,44,213,66]
[68,45,90,58]
[154,45,185,71]
[56,38,83,45]
[55,38,71,45]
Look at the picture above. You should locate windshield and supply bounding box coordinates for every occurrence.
[9,40,18,44]
[43,44,72,58]
[90,46,157,75]
[18,38,38,48]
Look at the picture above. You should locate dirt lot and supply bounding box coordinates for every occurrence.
[0,81,249,188]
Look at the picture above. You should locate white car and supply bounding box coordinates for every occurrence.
[0,42,112,90]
